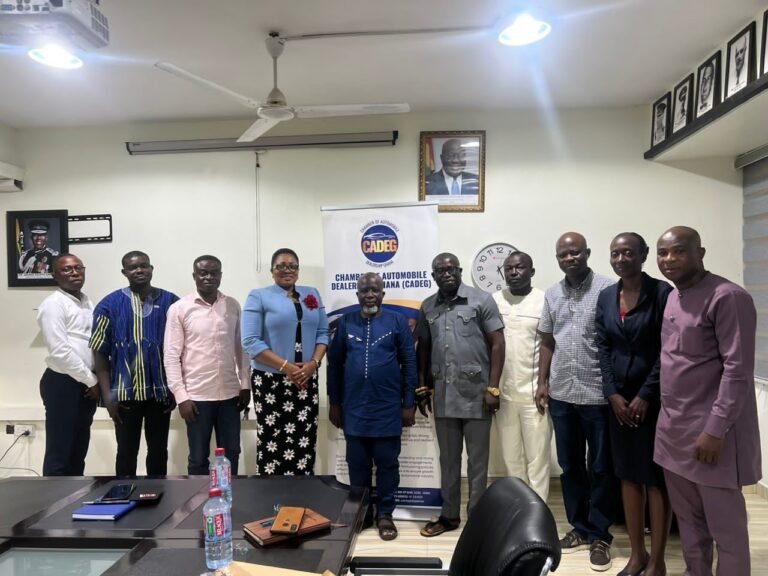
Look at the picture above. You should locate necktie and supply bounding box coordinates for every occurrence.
[451,178,459,195]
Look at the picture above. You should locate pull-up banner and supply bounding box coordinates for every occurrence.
[321,201,441,517]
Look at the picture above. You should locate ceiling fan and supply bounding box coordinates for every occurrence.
[155,33,410,143]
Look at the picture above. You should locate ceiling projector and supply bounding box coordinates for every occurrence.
[0,0,109,49]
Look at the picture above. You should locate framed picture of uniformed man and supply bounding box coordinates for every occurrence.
[725,22,756,99]
[419,130,486,212]
[650,93,671,147]
[672,74,694,133]
[6,209,68,287]
[696,51,721,117]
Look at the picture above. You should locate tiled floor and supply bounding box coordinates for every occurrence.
[350,480,768,575]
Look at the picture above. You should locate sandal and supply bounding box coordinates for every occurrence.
[420,515,460,537]
[377,516,398,541]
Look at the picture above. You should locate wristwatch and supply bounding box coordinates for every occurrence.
[486,387,501,397]
[311,358,322,369]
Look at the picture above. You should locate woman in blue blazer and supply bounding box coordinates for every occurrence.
[595,233,672,576]
[242,248,329,475]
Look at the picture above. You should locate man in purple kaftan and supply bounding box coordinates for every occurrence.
[655,226,761,576]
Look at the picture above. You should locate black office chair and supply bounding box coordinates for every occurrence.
[350,476,561,576]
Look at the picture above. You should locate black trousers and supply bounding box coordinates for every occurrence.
[39,369,97,476]
[114,400,171,476]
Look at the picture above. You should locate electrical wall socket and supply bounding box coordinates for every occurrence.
[6,424,35,438]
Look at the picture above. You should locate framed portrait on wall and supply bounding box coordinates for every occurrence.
[672,74,694,133]
[418,130,486,213]
[761,9,768,77]
[696,51,721,117]
[650,93,671,147]
[6,210,69,287]
[725,21,756,99]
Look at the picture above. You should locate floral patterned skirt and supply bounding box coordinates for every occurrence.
[251,369,318,475]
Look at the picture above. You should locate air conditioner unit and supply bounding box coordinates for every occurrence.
[0,178,23,192]
[0,160,24,192]
[0,0,109,50]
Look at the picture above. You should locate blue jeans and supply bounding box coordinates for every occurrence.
[345,435,401,519]
[186,397,242,475]
[549,398,615,543]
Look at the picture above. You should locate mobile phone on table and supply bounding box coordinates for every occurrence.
[100,482,135,502]
[270,506,305,534]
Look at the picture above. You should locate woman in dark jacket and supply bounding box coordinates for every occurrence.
[595,233,671,576]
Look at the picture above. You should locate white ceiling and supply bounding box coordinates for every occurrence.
[0,0,765,128]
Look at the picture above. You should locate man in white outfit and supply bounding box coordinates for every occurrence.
[493,251,552,501]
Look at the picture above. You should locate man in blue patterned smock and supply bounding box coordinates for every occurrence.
[90,251,179,476]
[535,232,615,573]
[416,252,505,537]
[327,272,417,541]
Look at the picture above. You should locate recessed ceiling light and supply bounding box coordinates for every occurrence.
[27,43,83,69]
[497,13,551,46]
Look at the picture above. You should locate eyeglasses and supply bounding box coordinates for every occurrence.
[273,263,299,272]
[434,266,459,276]
[60,265,86,274]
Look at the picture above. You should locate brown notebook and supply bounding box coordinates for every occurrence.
[243,508,332,546]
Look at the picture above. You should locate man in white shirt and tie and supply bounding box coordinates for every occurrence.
[36,254,99,476]
[425,139,479,196]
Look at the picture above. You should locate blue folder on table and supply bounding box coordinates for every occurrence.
[72,500,138,521]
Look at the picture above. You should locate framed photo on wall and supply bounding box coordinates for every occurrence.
[418,130,486,213]
[761,9,768,77]
[6,209,69,287]
[650,93,671,147]
[672,74,694,133]
[725,21,756,98]
[696,51,721,117]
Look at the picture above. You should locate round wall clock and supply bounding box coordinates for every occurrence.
[471,242,517,293]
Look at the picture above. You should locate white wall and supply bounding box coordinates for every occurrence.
[757,379,768,485]
[0,107,745,477]
[0,121,20,165]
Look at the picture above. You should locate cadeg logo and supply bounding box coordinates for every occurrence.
[361,224,398,264]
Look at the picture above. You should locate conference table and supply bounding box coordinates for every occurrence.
[0,475,367,575]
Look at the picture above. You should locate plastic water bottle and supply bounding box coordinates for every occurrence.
[203,487,232,570]
[210,447,232,505]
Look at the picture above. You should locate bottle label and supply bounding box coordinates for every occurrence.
[210,467,218,488]
[205,512,226,538]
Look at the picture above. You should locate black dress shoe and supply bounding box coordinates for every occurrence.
[616,561,648,576]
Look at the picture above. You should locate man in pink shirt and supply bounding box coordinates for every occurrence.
[655,227,761,576]
[164,255,251,475]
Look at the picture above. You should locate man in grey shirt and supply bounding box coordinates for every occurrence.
[535,232,615,573]
[416,252,505,537]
